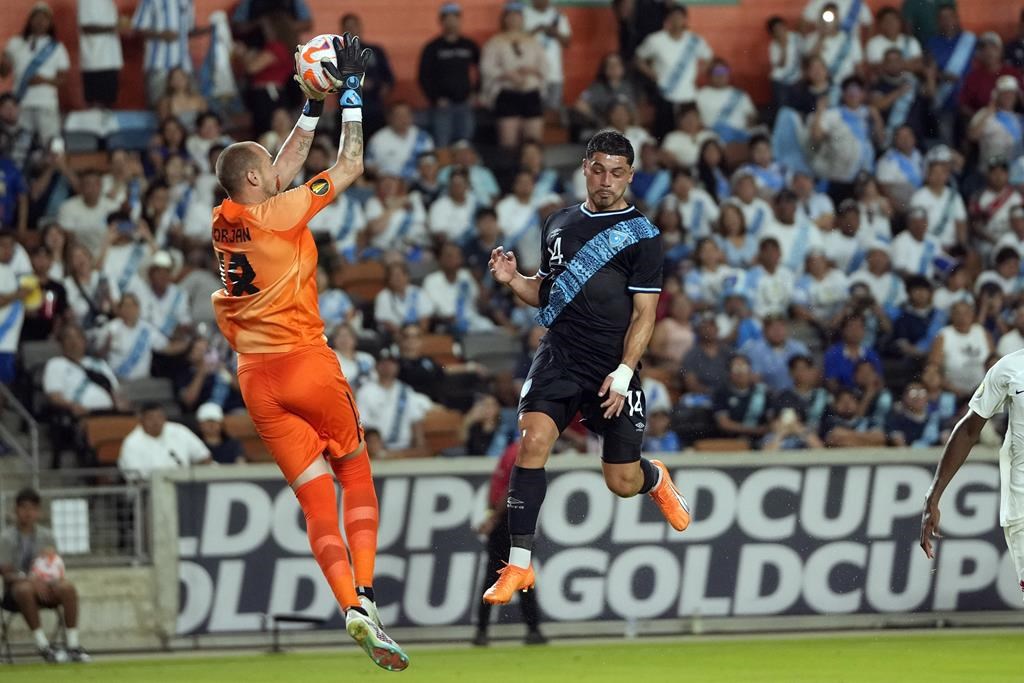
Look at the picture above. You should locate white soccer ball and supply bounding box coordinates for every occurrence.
[297,33,342,95]
[30,552,65,583]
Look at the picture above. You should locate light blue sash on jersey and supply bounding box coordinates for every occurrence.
[400,130,434,180]
[785,220,812,272]
[643,170,671,207]
[780,34,803,84]
[118,242,147,293]
[841,0,863,33]
[0,301,23,342]
[916,410,940,447]
[915,308,948,354]
[934,32,977,109]
[747,205,767,235]
[687,198,705,236]
[454,278,471,333]
[885,79,917,145]
[994,111,1024,146]
[742,384,767,428]
[160,289,183,337]
[458,198,479,244]
[828,30,855,80]
[70,372,92,405]
[847,245,866,274]
[536,216,658,327]
[174,185,194,221]
[870,389,892,429]
[917,240,935,276]
[936,392,956,420]
[883,274,902,319]
[840,106,875,174]
[507,209,540,249]
[793,273,813,307]
[807,388,828,430]
[127,178,142,214]
[932,189,956,240]
[747,164,785,194]
[772,107,814,177]
[115,325,152,378]
[393,208,416,243]
[403,289,421,325]
[711,89,749,143]
[334,197,357,243]
[890,150,923,188]
[714,168,730,200]
[533,169,559,202]
[209,370,230,406]
[661,33,700,97]
[15,39,59,101]
[386,384,409,447]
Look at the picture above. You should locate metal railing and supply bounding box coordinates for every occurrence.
[0,383,39,487]
[0,478,151,567]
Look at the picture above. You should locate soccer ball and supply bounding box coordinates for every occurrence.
[30,551,65,583]
[297,33,342,94]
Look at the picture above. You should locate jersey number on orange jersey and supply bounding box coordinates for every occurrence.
[216,249,261,296]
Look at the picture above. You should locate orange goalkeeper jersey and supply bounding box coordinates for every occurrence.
[211,172,337,354]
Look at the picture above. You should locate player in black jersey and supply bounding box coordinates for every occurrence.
[482,131,691,606]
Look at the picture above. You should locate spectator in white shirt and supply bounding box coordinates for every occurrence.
[330,325,377,391]
[738,135,787,200]
[523,0,572,112]
[802,2,865,86]
[57,170,121,258]
[696,58,757,145]
[185,112,233,174]
[997,302,1024,357]
[792,249,850,329]
[64,243,119,329]
[98,210,155,296]
[440,140,501,206]
[967,76,1024,173]
[849,240,907,317]
[495,169,558,273]
[139,250,191,339]
[131,0,207,106]
[995,205,1024,259]
[801,0,873,36]
[78,0,124,108]
[660,168,718,240]
[363,174,429,253]
[96,293,183,382]
[367,102,435,182]
[739,236,796,318]
[728,169,774,238]
[976,248,1023,303]
[865,6,923,73]
[118,403,211,482]
[875,124,925,206]
[356,351,433,454]
[909,145,967,247]
[970,157,1022,247]
[0,4,70,145]
[768,16,803,108]
[374,262,434,339]
[422,242,495,335]
[821,200,864,273]
[635,4,712,135]
[661,104,715,169]
[0,232,28,383]
[428,167,476,243]
[791,169,836,229]
[764,188,823,273]
[891,206,943,279]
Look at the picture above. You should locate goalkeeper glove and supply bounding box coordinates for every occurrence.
[321,31,372,110]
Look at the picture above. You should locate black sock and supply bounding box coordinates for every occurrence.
[348,606,369,617]
[356,586,375,602]
[638,458,660,495]
[507,466,547,548]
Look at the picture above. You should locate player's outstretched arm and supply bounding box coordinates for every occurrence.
[919,410,987,559]
[273,51,326,188]
[599,292,657,418]
[322,33,372,193]
[489,246,542,307]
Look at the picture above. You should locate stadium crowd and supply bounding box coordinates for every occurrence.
[0,0,1020,472]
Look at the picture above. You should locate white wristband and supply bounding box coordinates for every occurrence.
[609,363,633,396]
[341,108,363,123]
[297,114,319,132]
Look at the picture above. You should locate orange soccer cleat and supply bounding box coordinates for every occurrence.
[649,459,691,531]
[482,563,536,605]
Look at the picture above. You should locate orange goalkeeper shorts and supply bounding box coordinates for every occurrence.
[237,343,363,484]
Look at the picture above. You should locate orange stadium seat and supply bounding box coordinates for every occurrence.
[337,262,387,304]
[83,415,139,465]
[692,438,751,453]
[423,408,464,456]
[420,334,460,367]
[223,412,273,463]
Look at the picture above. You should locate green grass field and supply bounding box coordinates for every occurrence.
[3,632,1019,682]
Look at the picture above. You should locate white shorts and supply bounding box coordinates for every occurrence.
[1003,520,1024,601]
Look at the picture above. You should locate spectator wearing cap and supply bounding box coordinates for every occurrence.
[0,4,70,146]
[374,262,434,339]
[969,156,1022,246]
[118,403,211,482]
[1007,10,1024,69]
[738,136,786,200]
[929,300,992,399]
[926,6,975,131]
[876,124,924,204]
[820,386,886,447]
[849,240,907,319]
[960,32,1023,118]
[738,236,795,318]
[440,141,501,206]
[994,205,1024,258]
[357,349,433,455]
[715,203,757,268]
[713,355,770,445]
[661,167,718,240]
[660,104,714,169]
[480,2,546,149]
[363,174,429,253]
[634,4,713,136]
[727,169,774,239]
[696,58,757,145]
[823,312,882,391]
[888,275,945,360]
[810,76,881,194]
[739,315,810,392]
[339,13,394,137]
[423,242,494,335]
[885,382,942,447]
[77,0,124,109]
[909,146,967,247]
[765,189,823,274]
[523,0,572,114]
[790,170,836,230]
[418,3,480,148]
[495,168,557,273]
[997,302,1024,356]
[681,313,731,396]
[367,103,435,183]
[976,248,1023,302]
[57,170,121,257]
[196,402,245,465]
[968,77,1024,173]
[793,249,850,331]
[139,250,191,339]
[866,6,923,73]
[890,206,943,279]
[774,355,830,433]
[869,47,930,147]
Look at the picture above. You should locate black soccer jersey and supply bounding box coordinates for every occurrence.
[534,202,663,382]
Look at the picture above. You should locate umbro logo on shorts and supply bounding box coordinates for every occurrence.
[507,497,525,508]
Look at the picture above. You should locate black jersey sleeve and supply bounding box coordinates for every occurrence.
[627,233,664,293]
[536,213,552,277]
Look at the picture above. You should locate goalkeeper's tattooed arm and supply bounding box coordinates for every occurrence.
[273,127,315,188]
[324,31,371,191]
[326,120,364,190]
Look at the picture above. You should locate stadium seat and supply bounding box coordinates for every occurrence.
[65,151,110,172]
[64,131,101,153]
[692,438,751,452]
[337,262,387,304]
[461,332,522,374]
[423,408,463,456]
[105,129,153,152]
[420,334,459,367]
[83,415,139,465]
[223,412,272,462]
[20,339,61,373]
[119,378,180,417]
[640,366,680,405]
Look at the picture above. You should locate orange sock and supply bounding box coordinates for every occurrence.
[331,449,379,589]
[295,474,360,610]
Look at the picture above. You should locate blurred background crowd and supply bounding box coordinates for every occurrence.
[0,0,1021,476]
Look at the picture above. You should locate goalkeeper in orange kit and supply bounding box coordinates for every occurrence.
[210,34,407,672]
